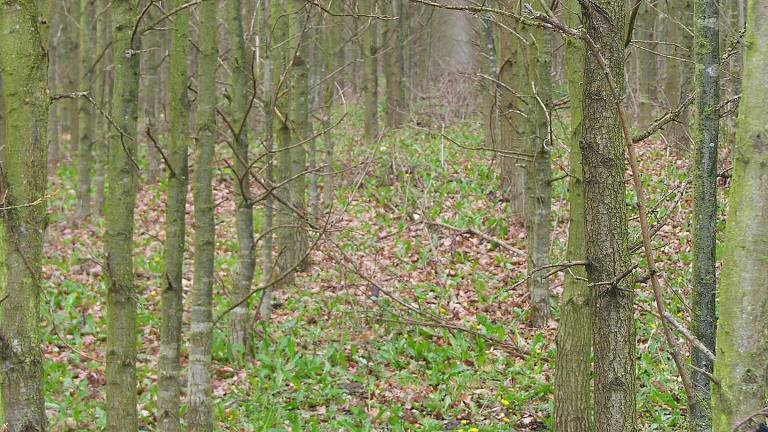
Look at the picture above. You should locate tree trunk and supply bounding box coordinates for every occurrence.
[226,0,256,354]
[580,2,635,431]
[77,0,96,218]
[496,3,527,220]
[481,3,498,151]
[662,0,693,149]
[186,0,217,429]
[361,1,380,146]
[105,1,141,430]
[47,0,61,168]
[553,0,593,429]
[65,1,80,156]
[259,0,275,321]
[689,0,719,430]
[158,0,189,430]
[712,1,768,429]
[320,6,338,211]
[0,2,49,431]
[525,5,552,328]
[289,0,310,270]
[93,1,112,216]
[384,0,406,129]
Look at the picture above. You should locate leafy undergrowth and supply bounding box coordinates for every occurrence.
[41,113,714,430]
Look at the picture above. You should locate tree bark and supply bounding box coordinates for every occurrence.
[525,3,552,328]
[496,1,527,219]
[158,0,189,430]
[186,0,217,429]
[0,2,49,431]
[712,1,768,429]
[105,1,141,431]
[77,0,96,218]
[553,0,593,429]
[65,1,80,156]
[361,1,380,146]
[93,0,113,216]
[259,0,275,321]
[689,0,719,430]
[662,0,693,149]
[580,1,635,431]
[226,0,256,354]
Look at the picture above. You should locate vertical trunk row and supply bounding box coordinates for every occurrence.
[712,1,768,429]
[689,0,720,429]
[525,4,552,328]
[227,0,256,353]
[186,0,217,429]
[580,1,636,431]
[77,0,96,218]
[553,0,592,429]
[0,2,49,431]
[105,1,141,430]
[158,0,189,430]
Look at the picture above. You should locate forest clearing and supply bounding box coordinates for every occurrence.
[0,0,764,431]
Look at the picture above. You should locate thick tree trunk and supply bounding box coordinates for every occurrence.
[525,6,552,328]
[0,2,49,431]
[105,1,141,431]
[227,0,256,354]
[77,0,96,218]
[186,0,217,429]
[496,3,527,219]
[158,0,189,430]
[580,1,635,431]
[712,1,768,429]
[689,0,719,430]
[361,1,380,146]
[553,0,593,429]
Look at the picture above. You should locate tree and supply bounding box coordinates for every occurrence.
[662,0,693,149]
[0,2,49,430]
[525,2,553,328]
[187,0,217,429]
[383,0,407,129]
[712,0,768,428]
[360,0,380,146]
[226,0,256,353]
[104,0,141,430]
[689,0,719,429]
[158,0,190,429]
[553,0,592,429]
[77,0,96,218]
[580,1,635,430]
[93,0,113,215]
[64,1,80,155]
[496,1,527,219]
[260,0,275,321]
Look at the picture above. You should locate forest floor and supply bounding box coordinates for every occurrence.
[41,112,714,431]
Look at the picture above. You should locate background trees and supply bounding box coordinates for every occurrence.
[2,0,764,430]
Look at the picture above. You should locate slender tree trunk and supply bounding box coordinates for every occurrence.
[689,0,719,430]
[361,1,380,146]
[580,2,635,431]
[0,2,48,431]
[66,2,80,156]
[186,0,217,430]
[105,1,141,430]
[77,0,96,218]
[320,7,337,211]
[158,0,189,430]
[481,3,498,151]
[553,0,593,429]
[525,5,552,328]
[94,2,112,216]
[289,0,310,271]
[712,1,768,429]
[226,0,256,354]
[47,0,61,168]
[259,0,275,321]
[496,3,527,219]
[663,0,693,149]
[636,1,658,125]
[142,2,161,183]
[384,0,405,129]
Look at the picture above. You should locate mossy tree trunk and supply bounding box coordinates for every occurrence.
[77,0,96,218]
[186,0,217,429]
[94,0,112,215]
[227,0,256,354]
[259,0,275,321]
[496,2,527,219]
[553,0,593,429]
[0,2,49,431]
[580,1,635,431]
[158,0,189,430]
[689,0,719,429]
[105,0,141,430]
[712,1,768,429]
[525,3,552,328]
